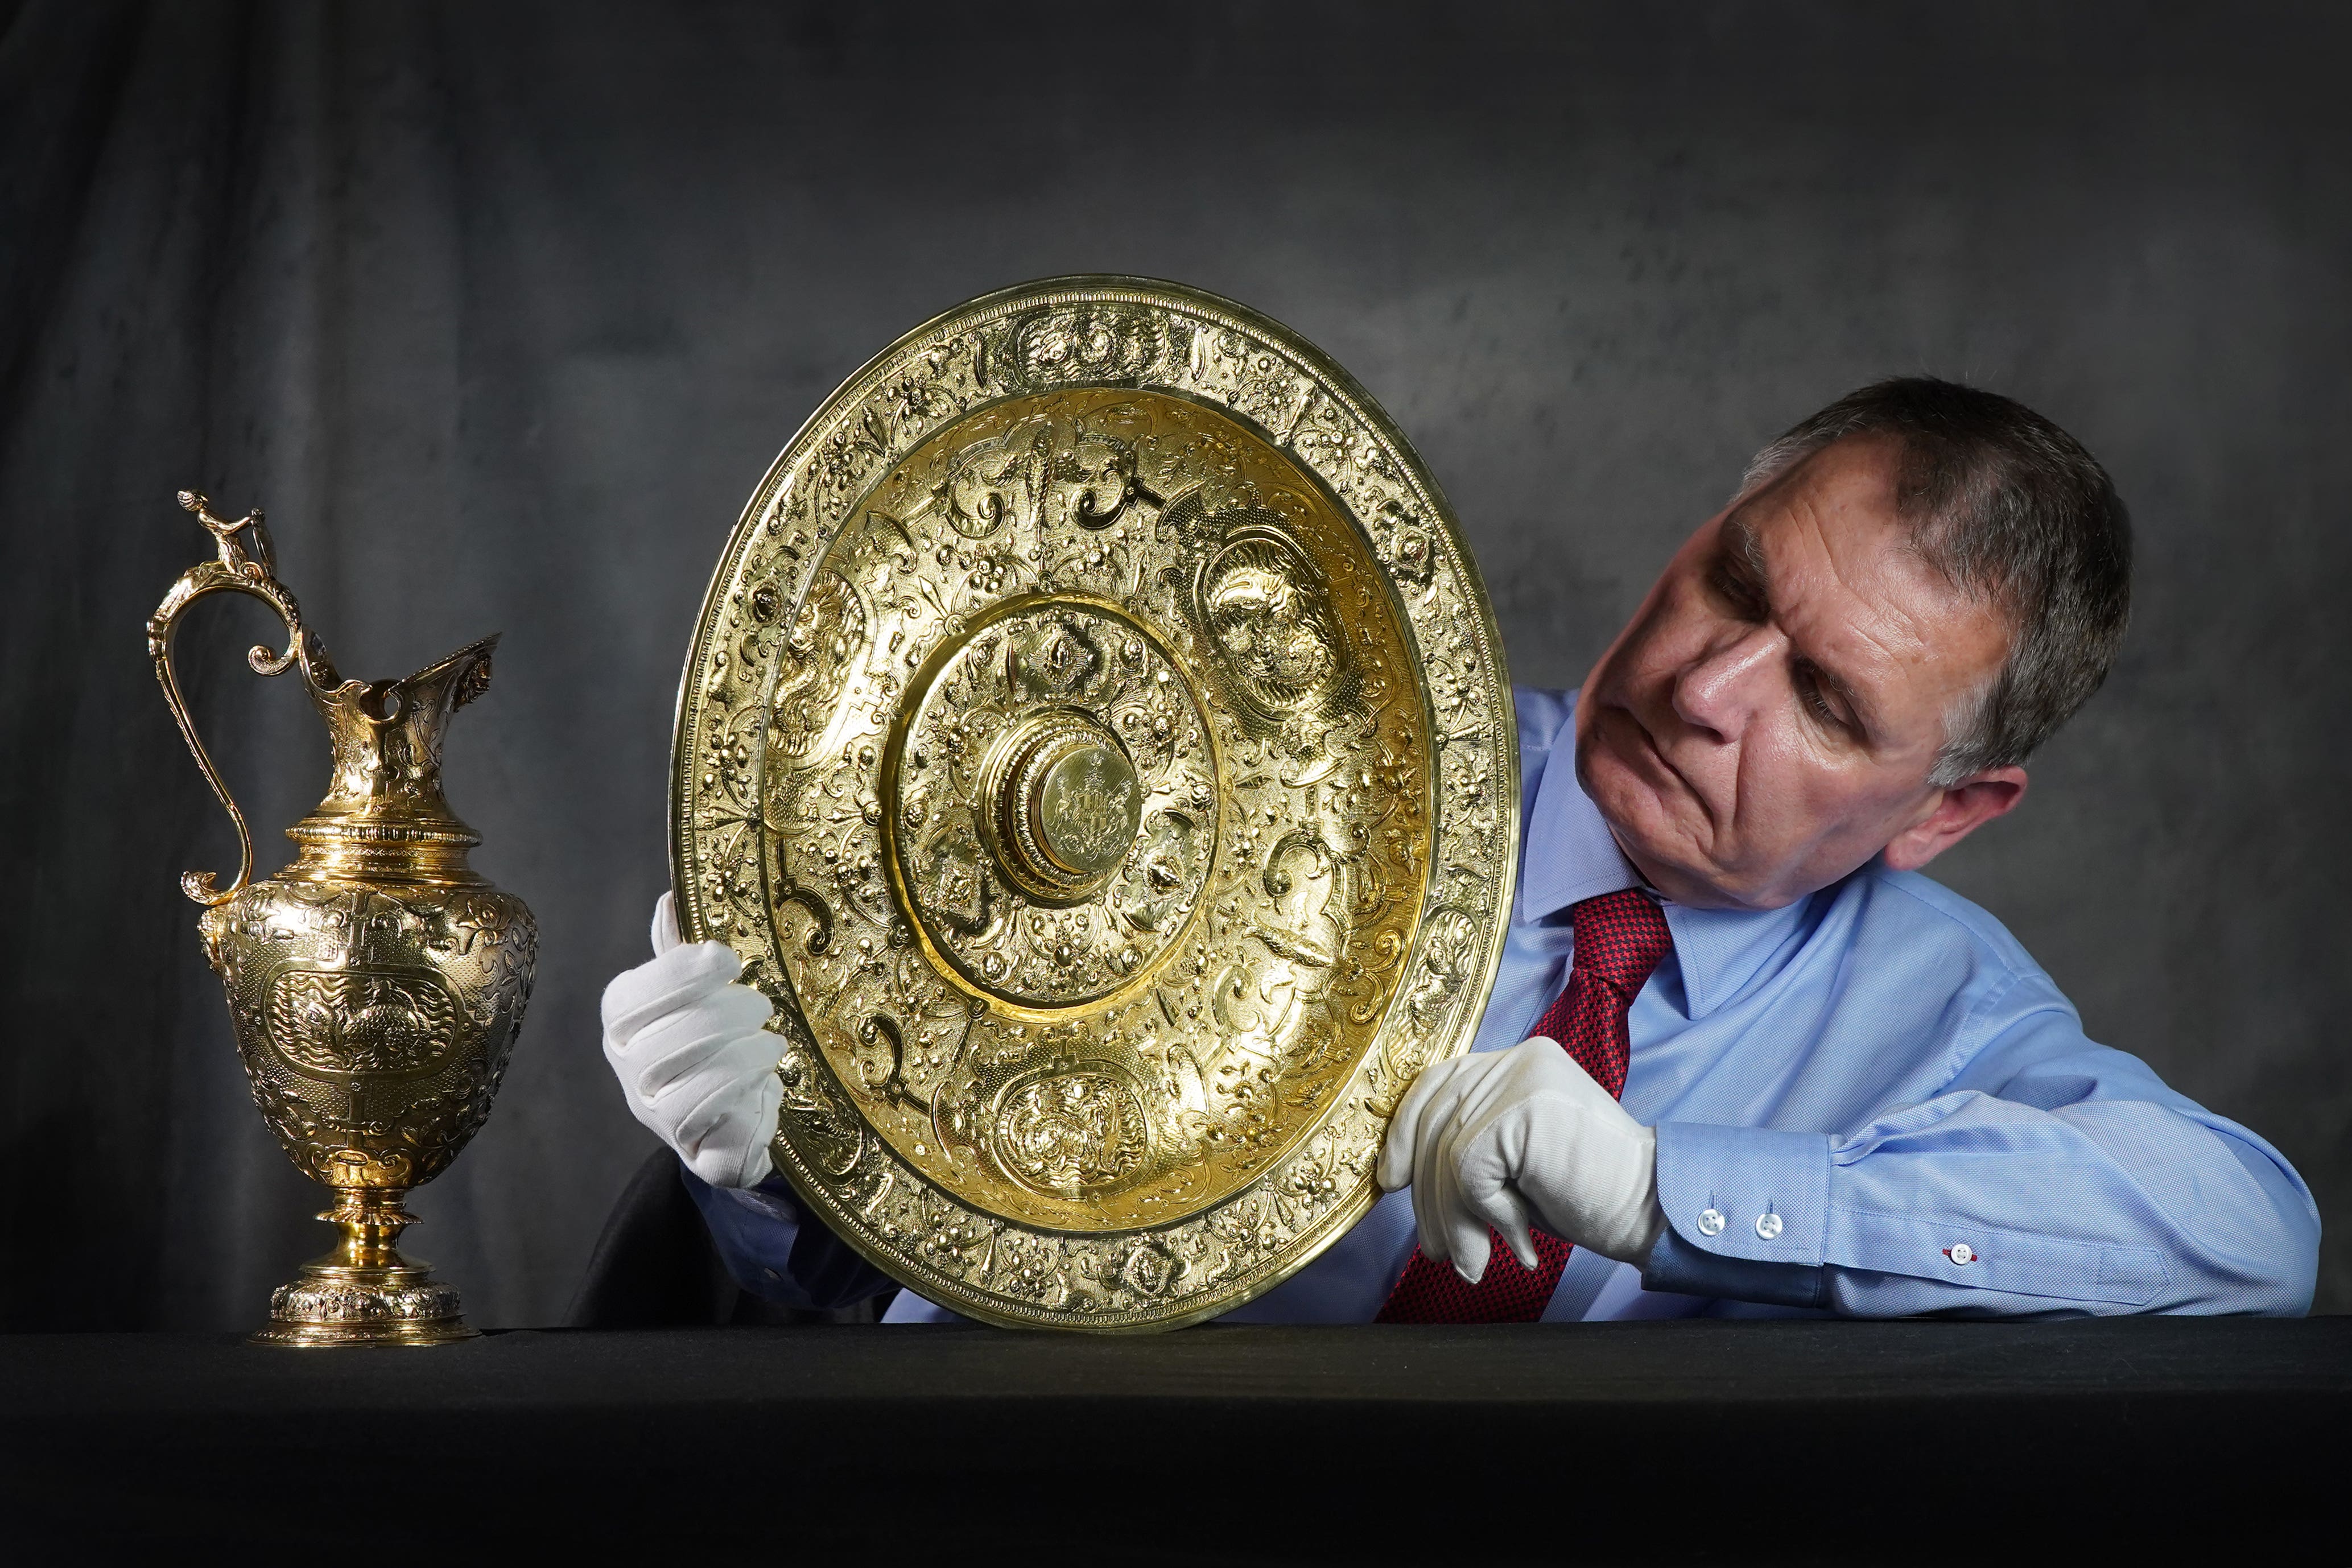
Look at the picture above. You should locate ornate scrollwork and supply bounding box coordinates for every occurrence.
[674,279,1515,1329]
[1013,303,1167,387]
[199,881,535,1191]
[988,1064,1152,1196]
[268,968,458,1075]
[1196,525,1343,717]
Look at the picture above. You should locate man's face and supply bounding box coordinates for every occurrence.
[1574,435,2021,911]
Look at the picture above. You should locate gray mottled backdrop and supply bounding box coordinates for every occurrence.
[4,1,2345,1327]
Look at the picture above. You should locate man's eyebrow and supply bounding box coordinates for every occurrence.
[1727,505,1883,738]
[1721,510,1772,603]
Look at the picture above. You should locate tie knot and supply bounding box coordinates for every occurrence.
[1570,887,1673,994]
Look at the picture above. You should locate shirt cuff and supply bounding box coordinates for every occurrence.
[686,1168,807,1298]
[686,1166,895,1310]
[1645,1121,1832,1307]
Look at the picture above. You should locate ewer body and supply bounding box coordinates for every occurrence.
[150,492,535,1346]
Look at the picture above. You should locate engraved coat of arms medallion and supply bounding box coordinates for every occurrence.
[672,278,1516,1329]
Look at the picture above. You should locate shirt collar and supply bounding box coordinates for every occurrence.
[1516,710,1813,1020]
[1515,732,1640,922]
[1658,898,1815,1019]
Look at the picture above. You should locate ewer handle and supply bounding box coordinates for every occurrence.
[146,490,327,906]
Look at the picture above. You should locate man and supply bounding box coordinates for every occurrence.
[601,378,2317,1322]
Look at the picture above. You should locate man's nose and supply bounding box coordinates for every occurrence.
[1671,625,1780,742]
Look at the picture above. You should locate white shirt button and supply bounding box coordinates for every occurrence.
[1947,1242,1976,1266]
[1755,1212,1784,1241]
[1696,1207,1726,1237]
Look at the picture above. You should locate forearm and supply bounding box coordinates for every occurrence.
[1640,1101,2318,1317]
[683,1165,897,1311]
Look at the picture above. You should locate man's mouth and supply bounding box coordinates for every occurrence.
[1605,704,1710,825]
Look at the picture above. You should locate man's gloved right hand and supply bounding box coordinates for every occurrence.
[600,892,781,1189]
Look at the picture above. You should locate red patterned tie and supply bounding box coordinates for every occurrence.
[1375,886,1673,1323]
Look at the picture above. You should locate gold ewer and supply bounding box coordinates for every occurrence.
[149,491,535,1346]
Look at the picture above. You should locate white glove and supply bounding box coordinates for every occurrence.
[600,893,782,1190]
[1377,1035,1668,1283]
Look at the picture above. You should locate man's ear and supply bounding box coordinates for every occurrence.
[1882,767,2029,873]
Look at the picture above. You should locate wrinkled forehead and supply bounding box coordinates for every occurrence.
[1732,433,1990,593]
[1724,453,2011,699]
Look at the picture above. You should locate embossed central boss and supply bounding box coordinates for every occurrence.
[757,387,1433,1227]
[674,280,1517,1329]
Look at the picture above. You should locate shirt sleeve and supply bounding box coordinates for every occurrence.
[1641,989,2320,1317]
[683,1165,898,1311]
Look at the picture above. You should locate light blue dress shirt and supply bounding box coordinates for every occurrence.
[692,687,2318,1321]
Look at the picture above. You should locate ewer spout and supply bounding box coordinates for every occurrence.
[288,634,500,887]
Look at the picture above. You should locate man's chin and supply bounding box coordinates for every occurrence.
[1575,725,1685,865]
[1571,724,1738,904]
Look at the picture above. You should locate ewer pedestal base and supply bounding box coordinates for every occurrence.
[250,1186,478,1348]
[253,1262,477,1347]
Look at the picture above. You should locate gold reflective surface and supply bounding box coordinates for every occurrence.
[150,493,534,1346]
[674,279,1515,1329]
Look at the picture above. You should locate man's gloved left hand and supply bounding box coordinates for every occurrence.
[1377,1036,1669,1284]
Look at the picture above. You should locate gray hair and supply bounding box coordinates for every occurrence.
[1739,378,2133,787]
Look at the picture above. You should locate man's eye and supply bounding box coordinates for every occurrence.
[1796,666,1851,732]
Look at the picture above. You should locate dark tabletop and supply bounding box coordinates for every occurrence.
[6,1318,2346,1561]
